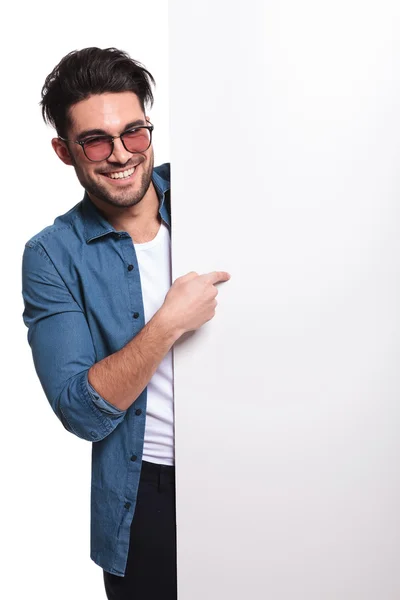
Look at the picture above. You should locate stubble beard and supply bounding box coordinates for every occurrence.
[75,152,154,209]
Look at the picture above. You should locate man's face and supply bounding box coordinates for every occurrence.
[53,91,154,209]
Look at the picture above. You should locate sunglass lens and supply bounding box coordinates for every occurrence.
[122,129,151,153]
[84,138,112,161]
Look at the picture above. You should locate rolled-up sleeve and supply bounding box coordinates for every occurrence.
[22,242,126,442]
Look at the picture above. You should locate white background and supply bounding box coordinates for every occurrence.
[4,1,400,599]
[170,1,400,599]
[1,2,168,598]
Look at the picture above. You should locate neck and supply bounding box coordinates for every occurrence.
[88,182,160,233]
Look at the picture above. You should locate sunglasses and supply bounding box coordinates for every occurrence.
[59,124,154,162]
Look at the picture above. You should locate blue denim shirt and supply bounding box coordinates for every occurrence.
[22,163,171,576]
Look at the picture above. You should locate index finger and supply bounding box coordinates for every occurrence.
[200,271,231,285]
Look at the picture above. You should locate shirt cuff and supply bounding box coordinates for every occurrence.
[85,372,126,416]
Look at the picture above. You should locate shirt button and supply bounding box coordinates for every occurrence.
[133,312,139,319]
[127,264,134,271]
[135,408,142,416]
[124,502,131,509]
[130,454,137,462]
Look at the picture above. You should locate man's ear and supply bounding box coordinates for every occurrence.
[51,138,74,166]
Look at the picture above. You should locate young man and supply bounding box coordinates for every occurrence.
[22,47,230,600]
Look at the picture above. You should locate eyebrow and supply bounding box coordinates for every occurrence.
[76,119,147,141]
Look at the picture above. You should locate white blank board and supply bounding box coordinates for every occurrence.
[170,1,400,599]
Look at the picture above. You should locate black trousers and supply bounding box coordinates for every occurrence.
[103,461,177,600]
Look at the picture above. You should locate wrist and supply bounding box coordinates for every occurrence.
[153,307,184,344]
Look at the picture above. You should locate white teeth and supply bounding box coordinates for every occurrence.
[108,167,135,179]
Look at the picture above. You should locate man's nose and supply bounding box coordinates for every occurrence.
[107,137,133,164]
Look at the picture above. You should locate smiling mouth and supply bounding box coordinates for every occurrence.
[102,166,136,180]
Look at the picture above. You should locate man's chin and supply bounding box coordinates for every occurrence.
[93,190,144,209]
[83,162,153,209]
[108,196,144,209]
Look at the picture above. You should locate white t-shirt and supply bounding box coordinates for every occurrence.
[134,221,174,465]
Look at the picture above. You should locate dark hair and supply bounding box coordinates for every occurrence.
[40,47,156,137]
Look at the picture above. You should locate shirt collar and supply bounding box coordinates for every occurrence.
[82,166,171,243]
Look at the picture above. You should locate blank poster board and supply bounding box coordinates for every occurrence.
[169,2,400,599]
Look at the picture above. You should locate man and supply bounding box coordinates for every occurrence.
[22,47,230,600]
